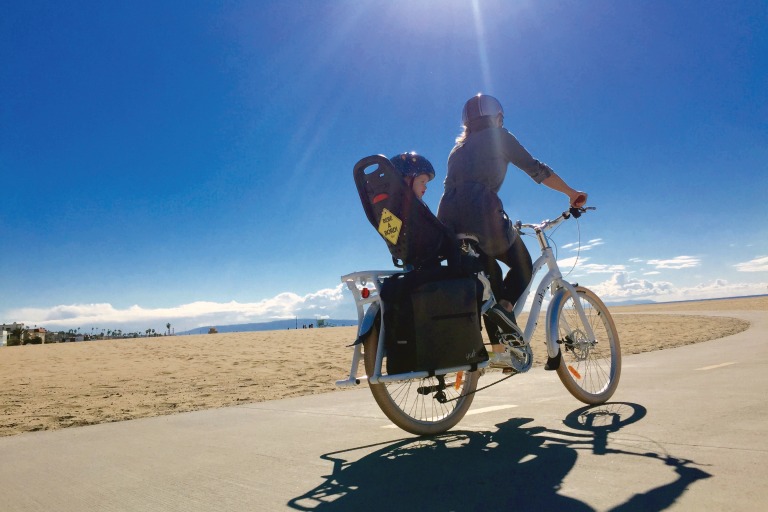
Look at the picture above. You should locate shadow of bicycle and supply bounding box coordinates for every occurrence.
[288,402,711,512]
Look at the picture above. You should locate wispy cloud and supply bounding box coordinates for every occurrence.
[562,238,604,251]
[557,256,625,274]
[580,263,626,273]
[7,285,351,333]
[646,256,700,269]
[734,256,768,272]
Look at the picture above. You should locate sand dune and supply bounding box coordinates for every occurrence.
[1,296,763,437]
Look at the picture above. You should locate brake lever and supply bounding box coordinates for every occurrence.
[568,205,596,219]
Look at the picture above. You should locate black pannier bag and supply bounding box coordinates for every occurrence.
[381,269,488,375]
[353,155,458,269]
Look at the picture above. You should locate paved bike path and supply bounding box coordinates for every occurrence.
[1,310,765,511]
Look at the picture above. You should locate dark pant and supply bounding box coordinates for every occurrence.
[482,237,533,308]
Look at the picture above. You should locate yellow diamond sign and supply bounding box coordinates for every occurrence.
[378,208,402,245]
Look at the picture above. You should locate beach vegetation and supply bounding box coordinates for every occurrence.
[7,327,26,347]
[23,336,43,345]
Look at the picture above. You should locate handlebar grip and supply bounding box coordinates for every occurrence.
[573,194,587,206]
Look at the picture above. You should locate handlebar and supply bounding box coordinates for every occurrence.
[514,206,596,233]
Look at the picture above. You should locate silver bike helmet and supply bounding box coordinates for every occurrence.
[462,94,504,126]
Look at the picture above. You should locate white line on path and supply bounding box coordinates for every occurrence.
[465,404,518,416]
[695,362,737,371]
[381,405,517,428]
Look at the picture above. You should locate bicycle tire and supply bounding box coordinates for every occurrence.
[363,322,479,435]
[554,286,621,404]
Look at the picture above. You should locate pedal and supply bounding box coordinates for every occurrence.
[499,332,526,348]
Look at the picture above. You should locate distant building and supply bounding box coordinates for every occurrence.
[1,323,25,346]
[28,327,48,343]
[0,324,53,344]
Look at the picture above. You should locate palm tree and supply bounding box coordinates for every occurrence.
[166,323,171,336]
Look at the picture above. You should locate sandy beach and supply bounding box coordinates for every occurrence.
[1,296,763,437]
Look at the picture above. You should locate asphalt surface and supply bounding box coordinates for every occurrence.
[1,309,765,512]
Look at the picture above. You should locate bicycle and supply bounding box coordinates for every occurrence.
[336,207,621,436]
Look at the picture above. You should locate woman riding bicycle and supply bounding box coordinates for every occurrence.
[436,94,588,366]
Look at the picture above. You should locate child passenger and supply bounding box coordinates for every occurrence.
[389,151,511,369]
[389,152,434,201]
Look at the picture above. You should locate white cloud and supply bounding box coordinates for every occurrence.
[580,263,627,273]
[563,238,604,251]
[643,271,661,276]
[8,284,351,333]
[734,256,768,272]
[557,256,625,274]
[586,271,768,303]
[580,238,604,251]
[646,255,700,269]
[588,272,675,300]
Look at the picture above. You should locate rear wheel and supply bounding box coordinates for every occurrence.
[555,286,621,404]
[363,323,479,435]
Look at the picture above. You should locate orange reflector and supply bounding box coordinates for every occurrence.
[372,193,388,204]
[568,365,582,380]
[454,371,464,390]
[361,288,370,299]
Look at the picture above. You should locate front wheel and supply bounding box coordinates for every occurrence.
[363,322,480,436]
[554,286,621,404]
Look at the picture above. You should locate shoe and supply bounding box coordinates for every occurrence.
[544,350,561,371]
[488,351,512,369]
[488,304,524,340]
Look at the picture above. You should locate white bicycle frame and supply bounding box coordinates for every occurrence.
[512,213,597,362]
[335,210,596,388]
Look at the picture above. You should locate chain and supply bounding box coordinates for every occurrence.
[442,371,518,403]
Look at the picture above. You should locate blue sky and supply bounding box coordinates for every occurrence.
[2,0,766,334]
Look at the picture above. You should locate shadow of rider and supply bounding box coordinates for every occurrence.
[288,403,712,512]
[288,417,591,512]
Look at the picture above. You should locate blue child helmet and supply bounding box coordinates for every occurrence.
[389,152,435,181]
[462,93,504,125]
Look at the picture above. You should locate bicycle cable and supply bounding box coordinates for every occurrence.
[562,216,582,279]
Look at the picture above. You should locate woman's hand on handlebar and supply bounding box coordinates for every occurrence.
[569,191,588,208]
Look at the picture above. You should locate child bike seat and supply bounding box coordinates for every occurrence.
[353,154,458,269]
